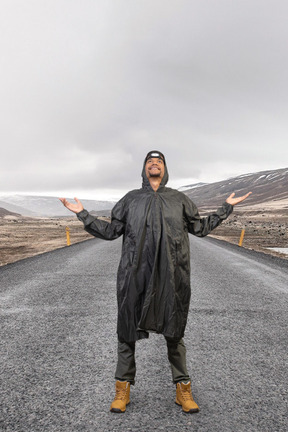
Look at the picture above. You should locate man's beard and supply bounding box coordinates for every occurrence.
[148,171,161,178]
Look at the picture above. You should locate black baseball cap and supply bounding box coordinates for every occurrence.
[145,150,166,164]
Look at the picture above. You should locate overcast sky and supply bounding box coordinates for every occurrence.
[1,0,287,200]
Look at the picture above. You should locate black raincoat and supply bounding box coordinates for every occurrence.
[77,158,233,342]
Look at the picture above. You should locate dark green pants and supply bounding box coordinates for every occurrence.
[115,337,190,385]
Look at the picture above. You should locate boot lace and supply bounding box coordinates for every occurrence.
[181,387,194,401]
[114,386,127,401]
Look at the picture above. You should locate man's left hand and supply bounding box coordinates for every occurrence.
[226,192,252,206]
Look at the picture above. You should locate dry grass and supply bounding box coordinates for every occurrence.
[210,206,288,259]
[0,216,91,266]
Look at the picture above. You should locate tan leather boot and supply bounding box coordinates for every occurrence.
[175,381,200,413]
[110,380,130,413]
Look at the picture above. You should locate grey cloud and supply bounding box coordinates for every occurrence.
[1,0,287,198]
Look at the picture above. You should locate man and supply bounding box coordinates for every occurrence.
[59,150,251,414]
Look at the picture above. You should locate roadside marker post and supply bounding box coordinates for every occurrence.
[66,226,71,246]
[239,229,245,247]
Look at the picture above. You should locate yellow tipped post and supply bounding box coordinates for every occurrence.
[238,229,245,247]
[66,226,71,246]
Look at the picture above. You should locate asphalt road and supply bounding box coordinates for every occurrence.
[1,236,287,432]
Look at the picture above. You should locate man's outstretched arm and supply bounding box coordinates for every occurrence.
[186,191,252,237]
[59,196,125,240]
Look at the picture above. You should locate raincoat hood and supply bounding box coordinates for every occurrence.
[142,150,169,190]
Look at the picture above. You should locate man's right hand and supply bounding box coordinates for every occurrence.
[59,197,84,214]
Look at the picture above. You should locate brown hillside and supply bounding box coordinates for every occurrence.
[0,207,21,218]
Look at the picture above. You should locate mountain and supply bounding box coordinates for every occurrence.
[1,167,287,217]
[178,182,208,192]
[0,195,115,217]
[0,200,37,216]
[182,167,288,209]
[0,207,21,218]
